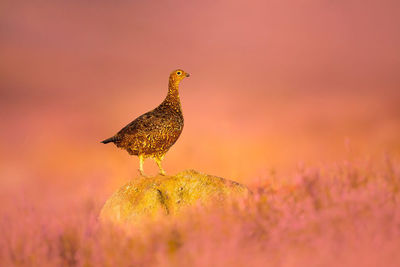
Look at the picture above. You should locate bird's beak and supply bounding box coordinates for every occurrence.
[185,73,190,77]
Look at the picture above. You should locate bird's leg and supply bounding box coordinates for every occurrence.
[154,157,166,176]
[138,155,146,176]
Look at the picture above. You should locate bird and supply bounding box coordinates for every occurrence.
[101,69,190,176]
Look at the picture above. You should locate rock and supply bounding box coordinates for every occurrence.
[99,169,250,224]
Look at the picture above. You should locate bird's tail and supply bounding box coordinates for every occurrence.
[101,136,119,144]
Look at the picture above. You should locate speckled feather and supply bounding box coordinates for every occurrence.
[113,100,184,158]
[101,69,189,163]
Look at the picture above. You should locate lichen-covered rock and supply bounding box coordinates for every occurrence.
[99,169,250,224]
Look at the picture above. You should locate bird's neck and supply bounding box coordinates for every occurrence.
[164,79,182,111]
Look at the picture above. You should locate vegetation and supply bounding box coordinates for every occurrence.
[1,157,399,266]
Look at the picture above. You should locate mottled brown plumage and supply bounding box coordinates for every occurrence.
[101,69,190,175]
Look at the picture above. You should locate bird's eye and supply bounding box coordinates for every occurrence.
[177,71,182,75]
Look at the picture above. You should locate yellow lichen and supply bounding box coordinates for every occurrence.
[99,170,250,224]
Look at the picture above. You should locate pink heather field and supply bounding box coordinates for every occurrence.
[1,157,400,267]
[1,0,400,266]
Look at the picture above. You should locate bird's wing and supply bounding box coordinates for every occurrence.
[116,111,164,137]
[113,109,183,154]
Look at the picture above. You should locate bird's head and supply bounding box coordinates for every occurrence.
[169,69,190,86]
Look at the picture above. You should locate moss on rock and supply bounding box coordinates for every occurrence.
[99,169,250,224]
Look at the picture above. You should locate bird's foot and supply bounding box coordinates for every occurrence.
[159,170,166,176]
[138,169,147,177]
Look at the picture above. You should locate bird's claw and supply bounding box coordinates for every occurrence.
[138,169,147,177]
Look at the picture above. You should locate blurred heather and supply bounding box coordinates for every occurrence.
[1,159,400,266]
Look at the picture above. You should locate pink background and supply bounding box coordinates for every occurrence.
[1,0,399,187]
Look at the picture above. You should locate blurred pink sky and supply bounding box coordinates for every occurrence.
[1,0,399,186]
